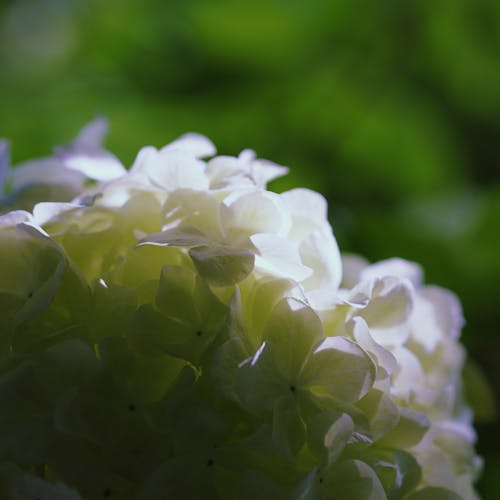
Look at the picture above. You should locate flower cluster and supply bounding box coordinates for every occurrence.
[0,121,481,499]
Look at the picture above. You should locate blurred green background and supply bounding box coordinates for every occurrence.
[1,0,499,496]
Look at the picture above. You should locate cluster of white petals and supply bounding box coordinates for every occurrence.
[0,120,480,499]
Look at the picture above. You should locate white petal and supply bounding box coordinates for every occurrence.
[146,149,209,191]
[341,253,369,289]
[222,190,292,240]
[359,276,415,329]
[281,188,328,226]
[72,117,109,149]
[32,202,82,226]
[162,189,223,240]
[161,132,216,158]
[62,154,126,181]
[248,158,288,187]
[299,228,342,292]
[0,210,32,228]
[281,188,334,247]
[369,323,410,349]
[11,159,86,190]
[238,149,289,186]
[413,286,464,344]
[206,152,287,189]
[324,413,355,463]
[361,257,423,286]
[129,145,159,173]
[206,156,247,187]
[138,227,209,247]
[251,233,312,282]
[391,346,426,401]
[349,316,398,376]
[56,118,127,181]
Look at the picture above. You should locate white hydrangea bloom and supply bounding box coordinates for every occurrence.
[0,122,481,500]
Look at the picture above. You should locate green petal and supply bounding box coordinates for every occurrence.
[301,336,375,403]
[291,469,319,500]
[45,433,136,500]
[0,292,24,356]
[87,279,137,342]
[390,450,422,498]
[377,408,430,449]
[307,410,353,466]
[211,336,249,403]
[272,395,306,461]
[235,342,290,412]
[128,304,211,363]
[321,459,387,500]
[263,298,323,381]
[100,336,186,404]
[0,463,83,500]
[156,264,198,324]
[0,224,67,328]
[192,273,228,333]
[11,261,90,354]
[138,454,217,500]
[214,467,289,500]
[0,362,53,464]
[324,412,355,465]
[240,276,296,347]
[32,339,99,404]
[189,244,255,286]
[404,487,463,500]
[356,389,400,440]
[111,244,186,288]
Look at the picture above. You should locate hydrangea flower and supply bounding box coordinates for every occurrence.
[0,120,481,499]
